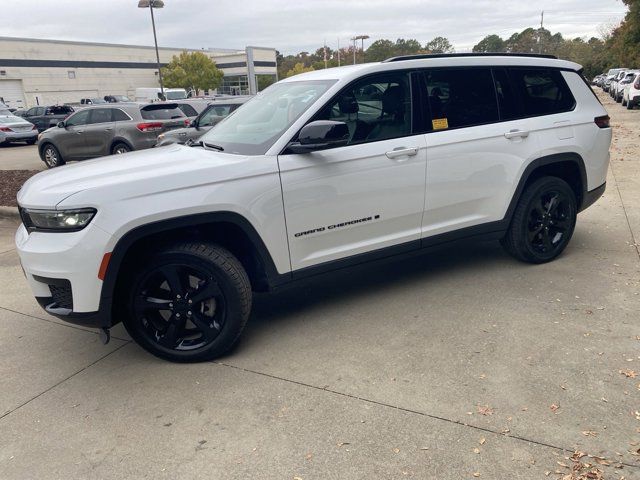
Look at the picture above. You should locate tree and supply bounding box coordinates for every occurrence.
[365,39,396,62]
[425,36,454,54]
[284,62,315,78]
[472,35,506,53]
[162,51,223,94]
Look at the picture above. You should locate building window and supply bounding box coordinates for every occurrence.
[68,71,76,79]
[220,75,249,95]
[0,70,6,76]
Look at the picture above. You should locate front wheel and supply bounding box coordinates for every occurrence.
[121,242,252,362]
[41,144,65,168]
[501,177,577,264]
[628,100,635,110]
[622,97,627,107]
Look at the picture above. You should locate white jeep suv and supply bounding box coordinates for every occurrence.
[15,54,611,362]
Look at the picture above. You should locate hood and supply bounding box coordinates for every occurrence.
[17,144,261,208]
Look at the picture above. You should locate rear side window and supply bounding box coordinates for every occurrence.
[508,68,575,116]
[140,104,185,120]
[424,68,499,130]
[177,103,198,117]
[492,69,519,121]
[88,108,113,124]
[112,109,131,121]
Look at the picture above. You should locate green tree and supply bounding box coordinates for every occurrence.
[425,36,454,54]
[161,51,223,94]
[284,62,315,78]
[364,39,396,62]
[472,35,506,53]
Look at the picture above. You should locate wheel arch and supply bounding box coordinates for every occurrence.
[505,152,588,224]
[38,140,63,162]
[109,137,134,153]
[102,211,288,323]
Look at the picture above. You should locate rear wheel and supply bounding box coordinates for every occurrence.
[26,138,37,145]
[121,242,252,362]
[622,97,627,107]
[501,177,577,264]
[112,142,131,155]
[41,144,65,168]
[628,100,635,110]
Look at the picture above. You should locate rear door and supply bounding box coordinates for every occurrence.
[278,71,428,270]
[420,67,543,238]
[83,108,116,157]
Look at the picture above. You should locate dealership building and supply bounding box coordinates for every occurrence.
[0,36,278,108]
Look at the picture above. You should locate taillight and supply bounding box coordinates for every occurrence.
[184,119,191,127]
[136,122,163,132]
[635,78,640,89]
[594,115,610,129]
[0,126,11,132]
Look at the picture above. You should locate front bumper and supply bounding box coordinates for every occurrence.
[15,221,116,328]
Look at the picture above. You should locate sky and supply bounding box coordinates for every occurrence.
[1,0,628,54]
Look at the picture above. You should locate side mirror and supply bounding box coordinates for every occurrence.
[57,121,65,128]
[287,120,349,154]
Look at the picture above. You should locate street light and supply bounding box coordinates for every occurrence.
[138,0,165,98]
[351,35,370,64]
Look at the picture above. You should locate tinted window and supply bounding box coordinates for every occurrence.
[112,109,131,121]
[141,105,185,120]
[508,68,575,116]
[424,68,498,130]
[36,107,45,116]
[315,72,411,144]
[26,108,37,116]
[46,106,73,115]
[492,68,518,121]
[88,108,113,124]
[177,104,198,117]
[65,109,90,127]
[199,104,233,126]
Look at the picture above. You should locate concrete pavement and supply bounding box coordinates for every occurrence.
[0,143,44,171]
[0,92,638,479]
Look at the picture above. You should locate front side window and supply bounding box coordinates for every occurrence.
[177,104,198,117]
[508,68,575,116]
[200,80,335,155]
[198,104,233,127]
[424,68,499,130]
[314,72,412,144]
[65,109,90,127]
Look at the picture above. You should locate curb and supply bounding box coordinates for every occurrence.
[0,206,20,220]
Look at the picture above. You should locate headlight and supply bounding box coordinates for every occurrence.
[19,208,97,232]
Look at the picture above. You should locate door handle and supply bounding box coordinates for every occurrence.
[504,129,529,139]
[385,146,419,159]
[76,130,84,134]
[105,127,113,131]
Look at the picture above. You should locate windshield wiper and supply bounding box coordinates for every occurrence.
[202,142,224,151]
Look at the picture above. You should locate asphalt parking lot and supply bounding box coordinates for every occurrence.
[0,91,639,479]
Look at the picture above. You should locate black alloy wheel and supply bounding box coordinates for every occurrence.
[123,242,252,362]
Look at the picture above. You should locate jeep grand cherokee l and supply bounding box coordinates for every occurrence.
[16,53,611,362]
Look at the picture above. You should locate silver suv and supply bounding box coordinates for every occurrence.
[37,103,188,168]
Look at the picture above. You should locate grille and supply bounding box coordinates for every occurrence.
[49,281,73,310]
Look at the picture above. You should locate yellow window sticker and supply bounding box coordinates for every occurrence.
[432,118,448,130]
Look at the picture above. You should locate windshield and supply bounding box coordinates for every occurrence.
[200,80,335,155]
[166,90,187,100]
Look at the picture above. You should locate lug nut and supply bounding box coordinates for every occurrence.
[169,302,173,308]
[176,295,181,299]
[187,311,192,316]
[176,313,181,318]
[188,299,192,304]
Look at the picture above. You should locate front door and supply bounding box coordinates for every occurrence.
[58,109,90,159]
[278,71,427,271]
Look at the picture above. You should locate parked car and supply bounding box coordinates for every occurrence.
[612,70,638,102]
[16,53,611,362]
[37,102,188,167]
[104,95,132,103]
[80,98,107,105]
[603,68,626,92]
[168,99,211,120]
[11,108,28,118]
[22,105,75,132]
[622,72,640,110]
[134,87,187,102]
[0,109,38,145]
[156,97,250,145]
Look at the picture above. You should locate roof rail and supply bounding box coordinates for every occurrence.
[382,53,558,62]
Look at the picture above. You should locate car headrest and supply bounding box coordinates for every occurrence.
[338,94,359,114]
[382,85,405,115]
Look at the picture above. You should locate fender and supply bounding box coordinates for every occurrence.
[98,211,290,324]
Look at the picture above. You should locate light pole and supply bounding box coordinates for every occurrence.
[138,0,165,98]
[351,35,370,64]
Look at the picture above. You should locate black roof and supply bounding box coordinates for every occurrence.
[382,53,558,63]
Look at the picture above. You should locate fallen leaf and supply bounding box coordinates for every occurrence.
[582,430,598,437]
[479,438,486,445]
[473,448,480,454]
[620,369,637,378]
[473,473,480,478]
[393,448,400,454]
[337,442,350,447]
[477,405,494,416]
[550,403,560,413]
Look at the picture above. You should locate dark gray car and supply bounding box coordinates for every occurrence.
[22,105,75,132]
[156,97,250,146]
[37,103,188,168]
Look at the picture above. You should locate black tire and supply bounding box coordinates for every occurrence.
[26,138,37,145]
[501,176,577,264]
[627,100,634,110]
[622,97,627,107]
[121,242,252,362]
[111,142,131,155]
[41,143,65,168]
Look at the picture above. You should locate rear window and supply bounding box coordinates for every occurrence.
[140,104,185,120]
[508,68,575,116]
[46,106,74,115]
